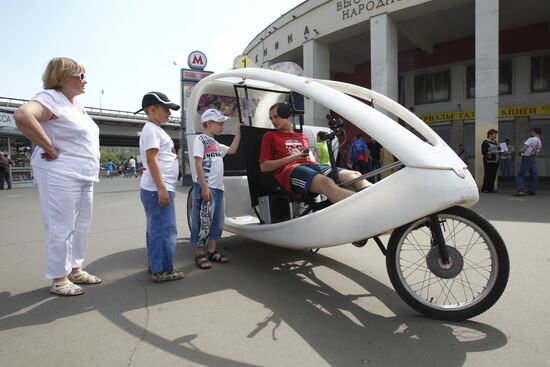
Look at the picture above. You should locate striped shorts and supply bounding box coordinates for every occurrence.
[289,164,342,195]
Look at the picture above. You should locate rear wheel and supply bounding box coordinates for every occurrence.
[386,206,509,320]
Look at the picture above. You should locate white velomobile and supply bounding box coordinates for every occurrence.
[185,67,509,320]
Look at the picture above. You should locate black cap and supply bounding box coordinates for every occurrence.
[134,91,180,114]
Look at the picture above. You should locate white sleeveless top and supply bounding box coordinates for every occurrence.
[31,89,100,182]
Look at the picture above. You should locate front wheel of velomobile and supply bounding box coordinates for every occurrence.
[386,206,509,321]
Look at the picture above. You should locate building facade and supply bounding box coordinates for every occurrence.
[243,0,550,181]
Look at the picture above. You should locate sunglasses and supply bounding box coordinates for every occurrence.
[71,72,86,80]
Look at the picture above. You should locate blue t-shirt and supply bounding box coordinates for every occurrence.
[349,140,367,160]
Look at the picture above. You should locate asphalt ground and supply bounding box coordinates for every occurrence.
[0,177,549,367]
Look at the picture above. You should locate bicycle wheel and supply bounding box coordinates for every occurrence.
[386,206,509,320]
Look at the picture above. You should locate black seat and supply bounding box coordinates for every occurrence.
[240,126,283,207]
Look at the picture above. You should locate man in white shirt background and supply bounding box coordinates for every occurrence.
[514,128,542,196]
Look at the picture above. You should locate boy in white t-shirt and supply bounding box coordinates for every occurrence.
[137,92,184,282]
[190,109,241,269]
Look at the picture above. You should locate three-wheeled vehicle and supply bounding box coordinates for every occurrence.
[185,67,509,320]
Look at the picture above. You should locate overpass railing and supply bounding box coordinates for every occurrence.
[0,96,181,125]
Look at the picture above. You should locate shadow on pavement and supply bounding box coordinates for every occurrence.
[0,236,508,366]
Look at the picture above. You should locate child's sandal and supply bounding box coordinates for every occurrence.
[164,270,184,281]
[151,272,165,282]
[207,251,229,263]
[151,271,184,282]
[195,255,212,269]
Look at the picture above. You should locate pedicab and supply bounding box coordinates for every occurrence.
[185,67,509,321]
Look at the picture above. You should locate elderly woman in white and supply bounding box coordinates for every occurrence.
[14,57,102,296]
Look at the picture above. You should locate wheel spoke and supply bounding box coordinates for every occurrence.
[389,208,507,316]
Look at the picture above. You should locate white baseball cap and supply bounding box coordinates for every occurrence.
[201,109,230,123]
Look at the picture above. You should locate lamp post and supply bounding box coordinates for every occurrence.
[99,90,104,110]
[173,61,191,185]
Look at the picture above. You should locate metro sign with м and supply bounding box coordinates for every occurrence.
[187,51,207,70]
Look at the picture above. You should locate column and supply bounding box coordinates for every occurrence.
[474,0,499,188]
[303,39,330,126]
[451,65,465,150]
[370,13,398,169]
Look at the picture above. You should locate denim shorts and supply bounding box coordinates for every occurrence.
[190,182,225,247]
[290,164,342,196]
[140,189,177,273]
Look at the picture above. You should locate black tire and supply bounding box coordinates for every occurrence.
[186,185,194,231]
[386,206,509,320]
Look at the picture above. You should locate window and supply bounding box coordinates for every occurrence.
[531,56,550,93]
[414,70,450,105]
[499,60,512,95]
[466,60,513,98]
[466,65,475,99]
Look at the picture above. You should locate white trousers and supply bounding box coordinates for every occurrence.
[33,167,94,279]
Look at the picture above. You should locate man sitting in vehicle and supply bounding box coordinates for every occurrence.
[259,103,369,203]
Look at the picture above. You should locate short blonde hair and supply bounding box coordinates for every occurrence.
[42,57,85,90]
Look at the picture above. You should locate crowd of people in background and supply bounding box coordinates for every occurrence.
[327,133,384,183]
[103,156,143,178]
[330,127,543,194]
[460,127,543,196]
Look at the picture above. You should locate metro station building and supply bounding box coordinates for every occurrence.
[243,0,550,181]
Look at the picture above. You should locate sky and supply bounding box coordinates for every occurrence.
[0,0,304,112]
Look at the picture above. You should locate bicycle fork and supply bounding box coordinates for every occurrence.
[429,214,450,264]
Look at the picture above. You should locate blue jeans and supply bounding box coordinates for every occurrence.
[190,183,225,247]
[516,156,538,193]
[140,189,177,273]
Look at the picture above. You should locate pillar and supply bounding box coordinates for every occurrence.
[370,13,398,169]
[474,0,499,188]
[303,39,330,126]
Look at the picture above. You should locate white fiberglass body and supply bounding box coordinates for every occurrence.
[186,68,479,249]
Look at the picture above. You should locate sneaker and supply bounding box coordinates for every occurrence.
[527,191,536,196]
[513,191,526,196]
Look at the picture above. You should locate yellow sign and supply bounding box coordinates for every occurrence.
[233,55,254,69]
[420,105,550,123]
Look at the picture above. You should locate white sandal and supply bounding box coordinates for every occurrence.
[50,281,84,296]
[68,270,102,284]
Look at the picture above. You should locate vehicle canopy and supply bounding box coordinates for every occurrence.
[185,68,478,248]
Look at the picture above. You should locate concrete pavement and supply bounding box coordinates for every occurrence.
[0,177,549,366]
